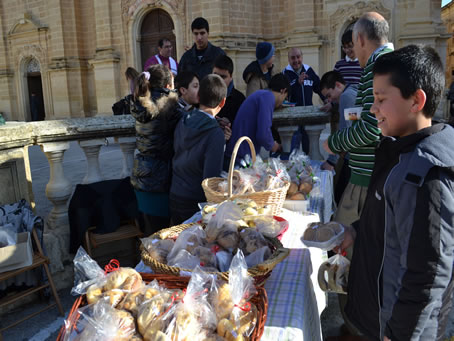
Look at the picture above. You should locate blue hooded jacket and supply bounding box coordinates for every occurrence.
[282,64,324,106]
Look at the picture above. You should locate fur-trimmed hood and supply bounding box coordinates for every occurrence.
[133,88,179,123]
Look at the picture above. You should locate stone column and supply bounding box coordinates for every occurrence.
[277,126,297,153]
[79,139,105,184]
[114,137,136,178]
[40,142,72,229]
[305,124,326,160]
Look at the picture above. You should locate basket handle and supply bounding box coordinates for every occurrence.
[228,136,256,197]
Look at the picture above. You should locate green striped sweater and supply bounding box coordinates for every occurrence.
[328,45,394,187]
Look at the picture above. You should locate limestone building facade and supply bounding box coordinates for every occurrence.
[442,1,454,86]
[0,0,448,121]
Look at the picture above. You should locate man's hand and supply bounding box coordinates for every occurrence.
[271,141,282,153]
[321,161,334,171]
[333,225,356,254]
[223,125,232,141]
[384,337,391,341]
[323,140,335,155]
[216,116,231,128]
[320,102,332,112]
[298,72,308,85]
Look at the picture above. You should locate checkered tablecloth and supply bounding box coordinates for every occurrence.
[262,210,327,341]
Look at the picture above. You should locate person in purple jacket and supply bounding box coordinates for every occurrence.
[224,74,290,169]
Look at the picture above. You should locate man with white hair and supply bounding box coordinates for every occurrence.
[324,11,393,341]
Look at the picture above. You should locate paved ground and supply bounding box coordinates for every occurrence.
[1,138,454,340]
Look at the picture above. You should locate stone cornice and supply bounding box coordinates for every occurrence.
[0,116,135,150]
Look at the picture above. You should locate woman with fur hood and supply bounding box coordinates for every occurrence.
[130,64,181,233]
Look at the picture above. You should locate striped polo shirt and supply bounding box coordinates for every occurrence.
[328,44,394,187]
[334,57,363,86]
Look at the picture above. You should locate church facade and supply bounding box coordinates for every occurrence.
[0,0,448,121]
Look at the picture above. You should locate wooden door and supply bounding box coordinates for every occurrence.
[140,9,176,70]
[27,73,45,121]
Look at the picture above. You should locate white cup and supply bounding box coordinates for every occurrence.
[344,107,362,121]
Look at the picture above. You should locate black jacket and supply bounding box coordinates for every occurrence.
[346,124,454,341]
[130,89,181,192]
[170,109,225,202]
[178,42,225,80]
[217,86,245,124]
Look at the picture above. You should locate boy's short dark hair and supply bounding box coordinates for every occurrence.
[199,74,227,108]
[174,71,199,95]
[269,74,291,93]
[373,44,444,118]
[213,55,234,75]
[320,71,346,90]
[191,17,209,32]
[341,30,353,46]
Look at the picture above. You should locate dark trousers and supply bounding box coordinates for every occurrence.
[169,193,201,226]
[136,213,169,236]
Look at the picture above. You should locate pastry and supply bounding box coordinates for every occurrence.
[288,192,305,200]
[137,295,170,335]
[105,289,125,307]
[86,284,103,304]
[303,227,317,241]
[315,227,335,242]
[104,268,142,292]
[121,290,144,315]
[287,182,298,196]
[112,309,135,339]
[211,283,234,320]
[146,239,174,263]
[192,246,217,268]
[231,303,258,336]
[298,181,313,195]
[216,227,239,250]
[239,228,268,255]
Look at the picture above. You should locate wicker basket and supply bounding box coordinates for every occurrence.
[57,273,268,341]
[141,222,290,285]
[202,136,290,215]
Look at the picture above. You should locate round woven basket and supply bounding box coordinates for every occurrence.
[140,222,290,285]
[202,136,290,215]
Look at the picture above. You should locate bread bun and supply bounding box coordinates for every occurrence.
[298,182,313,194]
[289,192,306,200]
[303,228,317,242]
[287,182,299,196]
[315,227,335,242]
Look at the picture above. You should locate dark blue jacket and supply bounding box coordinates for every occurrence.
[282,64,324,106]
[170,109,225,201]
[346,124,454,341]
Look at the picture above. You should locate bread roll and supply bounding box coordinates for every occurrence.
[212,283,234,320]
[288,192,305,200]
[86,284,103,304]
[315,227,335,242]
[303,228,317,242]
[298,181,313,195]
[287,182,299,196]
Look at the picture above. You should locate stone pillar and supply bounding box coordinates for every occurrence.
[79,139,105,184]
[277,126,297,153]
[305,124,326,160]
[40,142,72,229]
[114,137,136,178]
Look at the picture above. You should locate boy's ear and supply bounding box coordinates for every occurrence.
[412,89,427,113]
[218,97,226,109]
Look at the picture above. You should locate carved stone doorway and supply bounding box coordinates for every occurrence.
[25,58,45,121]
[139,9,176,70]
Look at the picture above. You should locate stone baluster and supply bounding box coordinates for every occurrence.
[277,126,297,153]
[114,136,136,178]
[78,139,105,184]
[40,142,72,230]
[305,124,326,160]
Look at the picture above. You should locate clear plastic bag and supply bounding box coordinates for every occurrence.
[205,201,243,243]
[215,250,233,272]
[71,247,106,296]
[141,237,174,263]
[301,222,345,251]
[0,225,17,247]
[239,228,269,255]
[167,225,206,263]
[245,246,271,268]
[251,216,286,238]
[317,254,350,294]
[167,249,202,269]
[64,298,136,341]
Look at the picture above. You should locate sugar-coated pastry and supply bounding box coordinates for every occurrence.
[86,284,103,304]
[211,282,234,320]
[112,309,136,339]
[105,289,125,307]
[231,303,258,336]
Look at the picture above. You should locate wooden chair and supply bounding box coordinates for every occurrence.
[84,219,143,259]
[0,228,64,335]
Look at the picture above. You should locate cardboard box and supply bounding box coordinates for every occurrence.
[283,199,309,212]
[0,232,33,273]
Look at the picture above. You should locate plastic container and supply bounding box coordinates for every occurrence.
[283,199,309,212]
[301,222,344,251]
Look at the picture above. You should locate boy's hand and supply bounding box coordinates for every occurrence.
[333,225,356,254]
[323,140,335,155]
[321,161,334,171]
[223,126,232,141]
[271,141,282,153]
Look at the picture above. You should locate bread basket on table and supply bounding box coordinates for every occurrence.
[140,222,290,286]
[57,273,268,341]
[202,136,290,215]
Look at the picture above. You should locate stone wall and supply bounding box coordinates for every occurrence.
[0,0,449,120]
[442,1,454,86]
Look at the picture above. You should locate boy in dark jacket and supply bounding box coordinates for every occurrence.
[337,45,454,341]
[178,17,225,80]
[170,74,227,224]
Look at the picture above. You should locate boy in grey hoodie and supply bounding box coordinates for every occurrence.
[170,74,227,224]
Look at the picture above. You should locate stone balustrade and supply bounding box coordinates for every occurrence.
[0,116,136,288]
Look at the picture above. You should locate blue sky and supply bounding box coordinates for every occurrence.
[443,0,452,6]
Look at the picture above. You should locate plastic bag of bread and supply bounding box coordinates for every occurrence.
[158,267,217,340]
[64,298,136,341]
[250,215,287,238]
[71,246,106,296]
[167,249,202,270]
[215,250,258,340]
[141,237,175,263]
[215,250,233,272]
[205,201,243,243]
[167,225,206,263]
[192,245,217,269]
[216,224,240,251]
[318,254,350,294]
[301,221,345,251]
[245,246,272,268]
[239,228,268,255]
